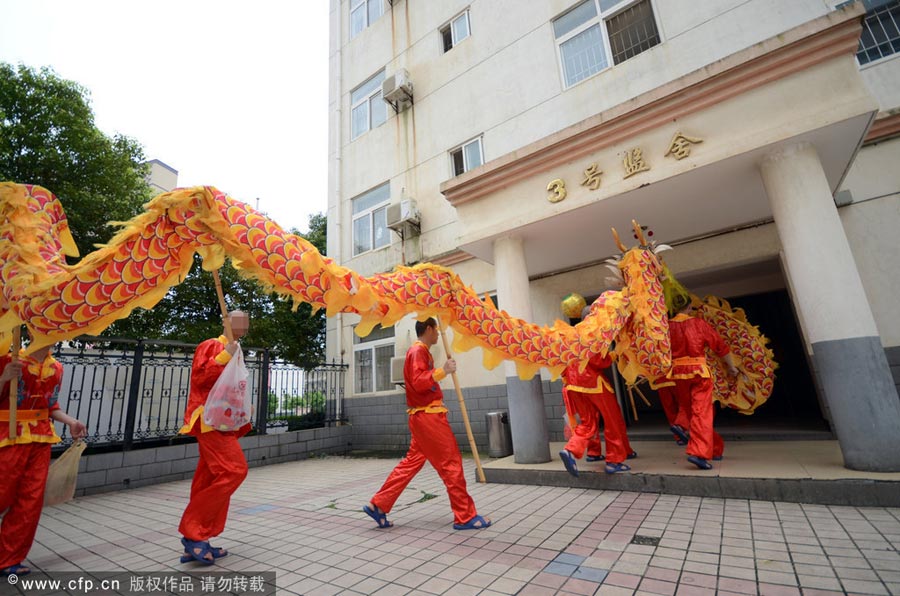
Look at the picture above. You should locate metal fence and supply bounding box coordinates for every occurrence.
[50,337,347,450]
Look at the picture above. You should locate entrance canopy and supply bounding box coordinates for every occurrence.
[441,9,876,278]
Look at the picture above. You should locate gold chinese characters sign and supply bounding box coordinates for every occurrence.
[545,132,704,203]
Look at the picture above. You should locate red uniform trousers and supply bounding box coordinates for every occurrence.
[658,385,690,430]
[178,430,248,542]
[0,443,51,569]
[673,377,724,460]
[563,390,631,464]
[371,412,477,526]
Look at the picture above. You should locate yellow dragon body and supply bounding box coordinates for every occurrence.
[0,182,773,412]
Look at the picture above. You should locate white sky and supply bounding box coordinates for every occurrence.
[0,0,329,233]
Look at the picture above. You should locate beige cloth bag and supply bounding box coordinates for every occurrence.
[44,440,87,506]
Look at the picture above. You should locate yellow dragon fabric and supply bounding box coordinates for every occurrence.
[0,182,773,412]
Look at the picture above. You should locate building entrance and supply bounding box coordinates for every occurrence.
[618,288,829,438]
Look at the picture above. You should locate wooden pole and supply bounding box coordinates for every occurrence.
[8,327,20,441]
[436,316,486,483]
[212,269,234,342]
[632,383,653,408]
[627,386,639,421]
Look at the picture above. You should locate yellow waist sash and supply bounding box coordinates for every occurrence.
[407,400,448,415]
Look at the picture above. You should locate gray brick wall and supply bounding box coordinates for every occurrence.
[344,380,566,455]
[73,426,351,496]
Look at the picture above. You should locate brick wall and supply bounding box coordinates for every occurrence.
[74,426,351,496]
[343,380,567,455]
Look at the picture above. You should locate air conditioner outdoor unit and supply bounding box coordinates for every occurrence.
[390,356,406,386]
[386,199,420,236]
[382,69,413,112]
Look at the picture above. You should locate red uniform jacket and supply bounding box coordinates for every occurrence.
[404,341,447,410]
[668,313,730,379]
[563,352,613,393]
[0,354,63,447]
[181,336,250,437]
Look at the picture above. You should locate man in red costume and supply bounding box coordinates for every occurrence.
[667,296,737,470]
[364,318,490,530]
[559,306,636,476]
[178,311,251,565]
[0,339,86,577]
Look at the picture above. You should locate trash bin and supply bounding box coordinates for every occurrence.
[486,411,513,458]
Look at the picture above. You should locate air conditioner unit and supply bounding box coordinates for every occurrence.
[390,356,406,386]
[387,199,420,236]
[382,69,413,113]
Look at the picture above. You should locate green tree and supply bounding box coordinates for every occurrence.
[0,63,152,254]
[105,212,328,367]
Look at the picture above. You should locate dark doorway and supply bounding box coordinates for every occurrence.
[717,290,827,430]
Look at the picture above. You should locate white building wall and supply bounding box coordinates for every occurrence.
[328,0,900,393]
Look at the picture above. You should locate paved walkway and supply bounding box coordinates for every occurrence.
[21,456,900,595]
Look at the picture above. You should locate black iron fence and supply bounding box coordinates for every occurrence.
[50,337,347,450]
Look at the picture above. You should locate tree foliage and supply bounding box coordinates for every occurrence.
[0,63,152,254]
[0,63,327,366]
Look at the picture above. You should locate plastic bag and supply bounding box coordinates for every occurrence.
[44,440,87,506]
[203,346,252,431]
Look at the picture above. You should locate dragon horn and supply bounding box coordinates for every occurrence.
[611,227,627,252]
[632,220,647,246]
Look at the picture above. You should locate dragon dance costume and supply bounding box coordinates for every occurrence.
[370,340,479,526]
[562,352,633,466]
[667,313,728,461]
[178,337,250,544]
[0,353,62,570]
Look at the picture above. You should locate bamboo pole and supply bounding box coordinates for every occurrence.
[212,270,234,342]
[632,383,653,408]
[627,386,639,421]
[8,327,20,441]
[436,316,486,483]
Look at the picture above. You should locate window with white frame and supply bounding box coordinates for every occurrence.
[441,10,471,52]
[855,0,900,65]
[350,0,384,38]
[351,70,387,140]
[450,136,483,176]
[352,182,391,256]
[353,324,395,393]
[553,0,660,88]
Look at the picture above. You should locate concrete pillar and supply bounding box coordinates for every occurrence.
[760,142,900,472]
[493,236,551,464]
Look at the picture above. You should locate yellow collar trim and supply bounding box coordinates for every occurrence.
[19,354,58,380]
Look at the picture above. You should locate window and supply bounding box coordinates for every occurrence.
[351,70,387,139]
[351,0,384,38]
[441,10,471,52]
[450,136,484,176]
[855,0,900,65]
[553,0,660,88]
[353,324,395,393]
[352,183,391,256]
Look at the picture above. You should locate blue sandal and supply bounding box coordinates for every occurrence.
[627,450,638,459]
[454,514,492,530]
[180,540,227,564]
[585,454,604,462]
[687,455,713,470]
[559,449,579,477]
[670,425,689,444]
[363,504,393,528]
[1,564,30,577]
[605,462,631,474]
[180,538,215,566]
